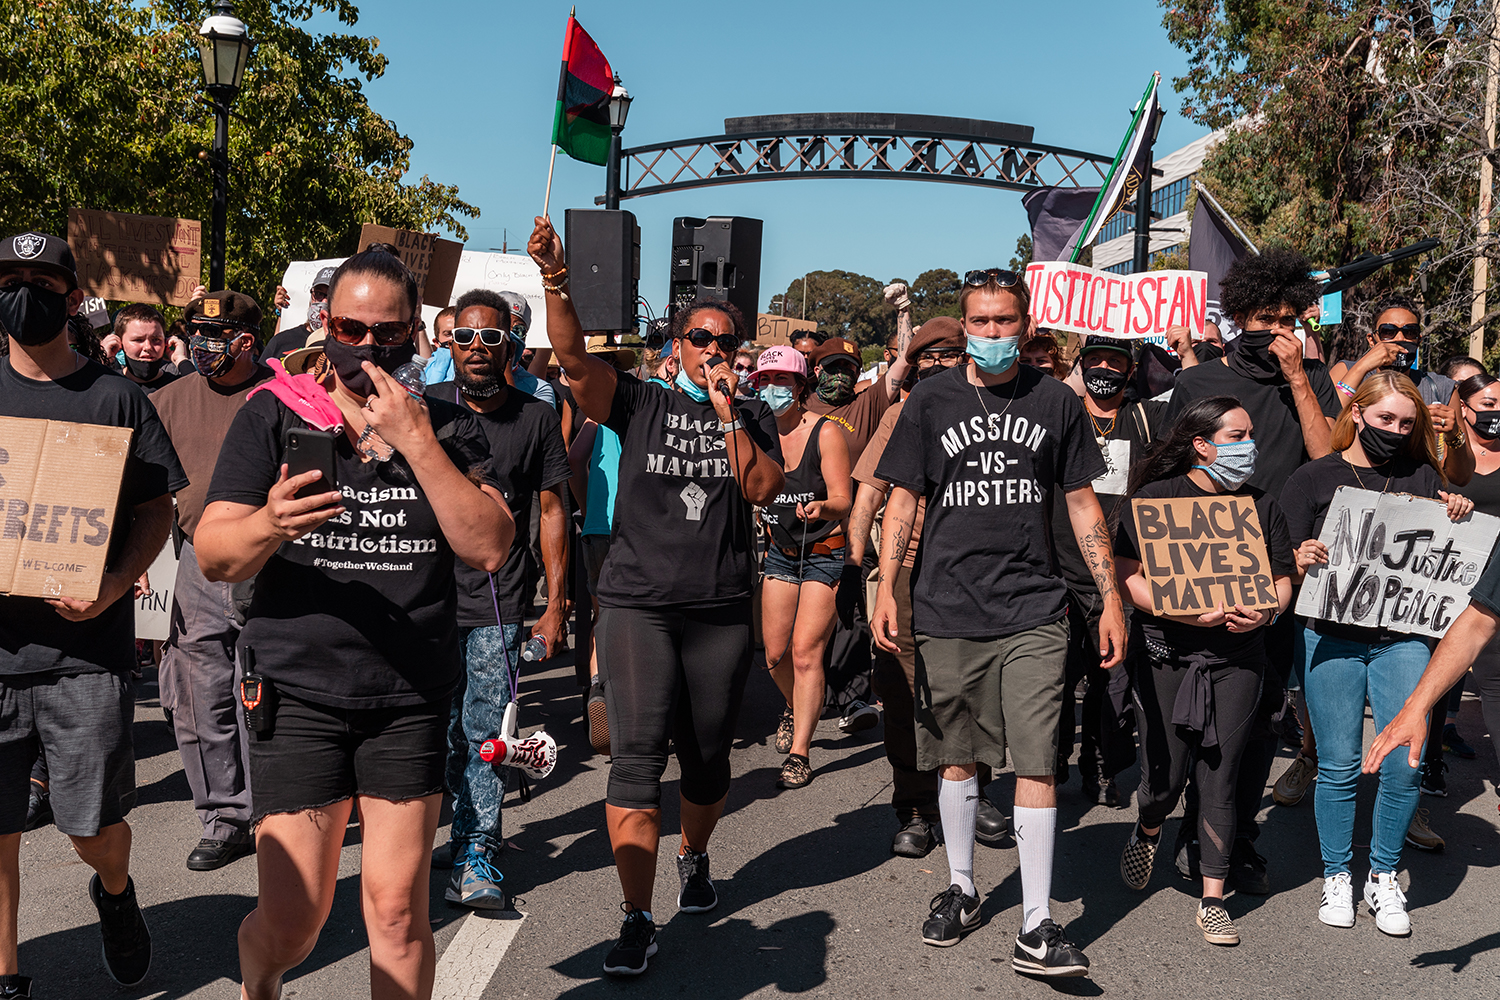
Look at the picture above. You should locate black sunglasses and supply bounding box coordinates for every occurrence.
[1376,323,1422,341]
[451,327,509,348]
[326,315,413,346]
[685,328,740,354]
[962,268,1022,288]
[188,319,247,338]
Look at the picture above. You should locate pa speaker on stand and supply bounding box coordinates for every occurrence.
[669,216,763,329]
[565,208,641,333]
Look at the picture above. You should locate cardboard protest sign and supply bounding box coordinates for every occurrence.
[135,540,178,642]
[0,417,132,602]
[1130,494,1279,616]
[1024,261,1207,340]
[756,314,818,347]
[67,208,202,307]
[358,225,464,305]
[1295,487,1500,638]
[448,251,551,348]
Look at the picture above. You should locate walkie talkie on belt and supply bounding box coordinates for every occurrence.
[239,646,275,736]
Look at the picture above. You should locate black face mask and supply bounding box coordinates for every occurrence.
[1082,365,1128,400]
[124,354,168,381]
[1358,421,1409,466]
[1387,347,1416,370]
[1227,328,1282,381]
[1193,341,1225,363]
[0,281,70,346]
[916,360,960,383]
[322,337,416,398]
[1472,411,1500,441]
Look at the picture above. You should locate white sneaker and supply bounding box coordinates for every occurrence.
[1319,872,1355,928]
[1364,871,1411,936]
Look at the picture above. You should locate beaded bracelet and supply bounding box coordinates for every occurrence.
[1335,380,1356,397]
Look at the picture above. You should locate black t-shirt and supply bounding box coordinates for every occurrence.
[1115,476,1294,664]
[875,364,1107,639]
[1459,467,1500,520]
[1162,358,1342,496]
[260,324,312,362]
[1467,533,1500,617]
[597,372,782,609]
[1280,453,1445,643]
[425,382,570,625]
[0,358,187,677]
[128,368,179,394]
[1052,399,1164,594]
[204,391,498,708]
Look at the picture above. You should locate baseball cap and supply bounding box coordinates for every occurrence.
[0,232,77,289]
[184,290,263,331]
[904,317,965,364]
[750,344,807,387]
[312,266,337,290]
[1079,335,1134,363]
[498,291,531,341]
[810,337,860,367]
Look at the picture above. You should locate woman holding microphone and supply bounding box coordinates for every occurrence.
[527,217,784,977]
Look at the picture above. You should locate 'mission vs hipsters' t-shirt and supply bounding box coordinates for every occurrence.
[876,364,1107,638]
[597,372,782,609]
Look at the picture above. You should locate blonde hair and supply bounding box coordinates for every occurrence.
[1330,370,1442,476]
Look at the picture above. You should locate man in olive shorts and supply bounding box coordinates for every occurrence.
[872,270,1124,978]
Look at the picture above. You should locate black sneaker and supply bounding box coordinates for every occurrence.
[1081,767,1122,808]
[185,837,255,872]
[1421,758,1449,797]
[89,874,151,986]
[587,678,611,757]
[892,816,936,858]
[1227,838,1270,896]
[975,796,1009,844]
[676,849,717,913]
[1174,836,1201,882]
[0,974,33,998]
[1012,918,1089,978]
[602,904,657,976]
[1443,724,1479,760]
[921,884,980,946]
[23,782,51,832]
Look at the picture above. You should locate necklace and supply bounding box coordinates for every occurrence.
[971,366,1020,429]
[1346,454,1392,494]
[1087,405,1118,439]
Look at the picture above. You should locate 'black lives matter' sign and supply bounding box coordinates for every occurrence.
[1130,494,1279,616]
[1295,487,1500,638]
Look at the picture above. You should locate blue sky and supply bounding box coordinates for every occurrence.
[338,0,1206,313]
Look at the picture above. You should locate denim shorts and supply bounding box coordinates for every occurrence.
[763,544,845,588]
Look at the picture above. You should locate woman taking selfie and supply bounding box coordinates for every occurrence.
[196,247,514,1000]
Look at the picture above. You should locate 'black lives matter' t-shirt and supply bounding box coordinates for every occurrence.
[205,391,498,708]
[1162,357,1341,496]
[1280,453,1445,644]
[875,364,1107,639]
[426,382,569,625]
[597,372,782,609]
[1115,476,1294,665]
[0,359,187,677]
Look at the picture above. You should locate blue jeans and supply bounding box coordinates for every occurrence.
[446,623,522,855]
[1300,627,1428,877]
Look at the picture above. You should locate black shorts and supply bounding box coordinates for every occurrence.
[248,689,451,822]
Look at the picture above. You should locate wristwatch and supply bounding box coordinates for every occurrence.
[719,418,744,434]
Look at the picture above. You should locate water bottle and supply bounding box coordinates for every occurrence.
[391,356,429,398]
[521,634,549,662]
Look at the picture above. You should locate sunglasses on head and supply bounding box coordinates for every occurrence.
[326,315,413,346]
[685,328,740,354]
[962,268,1022,289]
[451,327,509,348]
[1376,323,1422,341]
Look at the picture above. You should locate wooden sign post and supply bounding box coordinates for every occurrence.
[1130,494,1278,615]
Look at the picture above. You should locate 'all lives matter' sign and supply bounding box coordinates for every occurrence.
[1130,494,1279,616]
[1295,487,1500,638]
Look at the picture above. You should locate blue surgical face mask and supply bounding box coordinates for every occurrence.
[115,349,127,368]
[1195,439,1258,490]
[674,368,710,403]
[759,384,795,415]
[966,334,1020,375]
[647,376,671,388]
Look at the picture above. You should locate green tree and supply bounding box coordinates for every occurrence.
[1008,233,1033,272]
[0,0,477,333]
[773,270,894,347]
[908,268,961,324]
[1164,0,1495,354]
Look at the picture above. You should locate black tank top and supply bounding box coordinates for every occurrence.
[1461,466,1500,519]
[763,416,839,550]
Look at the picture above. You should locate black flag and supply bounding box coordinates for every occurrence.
[1189,183,1255,328]
[1023,186,1102,263]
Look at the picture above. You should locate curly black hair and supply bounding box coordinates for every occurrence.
[1218,245,1319,320]
[1369,292,1421,326]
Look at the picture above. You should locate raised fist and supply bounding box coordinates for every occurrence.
[883,282,911,312]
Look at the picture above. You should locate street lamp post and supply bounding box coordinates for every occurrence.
[197,1,253,291]
[604,76,633,211]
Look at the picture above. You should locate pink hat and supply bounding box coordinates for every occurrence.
[751,344,806,387]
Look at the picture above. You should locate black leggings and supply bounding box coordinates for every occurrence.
[597,602,754,810]
[1133,633,1264,881]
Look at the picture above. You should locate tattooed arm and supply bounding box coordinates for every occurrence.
[1064,485,1126,669]
[845,480,888,567]
[871,485,918,653]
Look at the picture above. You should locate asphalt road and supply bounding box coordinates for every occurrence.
[17,648,1500,999]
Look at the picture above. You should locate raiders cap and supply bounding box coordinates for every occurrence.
[0,232,77,288]
[312,265,337,290]
[184,290,263,330]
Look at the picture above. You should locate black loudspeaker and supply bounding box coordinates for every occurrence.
[670,216,763,324]
[565,208,640,333]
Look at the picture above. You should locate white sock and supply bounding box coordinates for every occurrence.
[1013,805,1057,933]
[938,776,979,896]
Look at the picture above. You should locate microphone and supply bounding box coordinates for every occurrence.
[705,361,731,398]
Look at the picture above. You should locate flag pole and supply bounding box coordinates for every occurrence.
[543,144,558,219]
[543,7,576,219]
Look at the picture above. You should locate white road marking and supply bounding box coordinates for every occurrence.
[431,910,526,1000]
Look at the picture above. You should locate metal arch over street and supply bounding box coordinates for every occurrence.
[607,112,1114,202]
